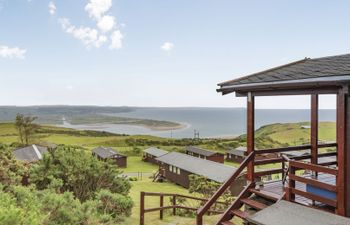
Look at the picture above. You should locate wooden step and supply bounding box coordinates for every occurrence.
[240,198,267,210]
[220,221,236,225]
[231,209,250,219]
[249,188,280,201]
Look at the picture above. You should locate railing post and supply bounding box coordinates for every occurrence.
[311,94,319,177]
[286,164,295,202]
[172,195,176,216]
[247,92,255,182]
[140,192,145,225]
[160,194,164,220]
[196,215,203,225]
[336,88,346,216]
[282,160,285,183]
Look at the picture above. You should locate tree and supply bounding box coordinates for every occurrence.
[188,175,233,211]
[15,114,38,145]
[30,145,131,201]
[0,145,28,187]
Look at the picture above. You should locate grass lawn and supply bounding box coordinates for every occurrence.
[123,156,158,173]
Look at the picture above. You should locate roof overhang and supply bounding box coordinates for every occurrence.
[217,75,350,96]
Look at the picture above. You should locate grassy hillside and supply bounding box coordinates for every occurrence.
[254,121,336,147]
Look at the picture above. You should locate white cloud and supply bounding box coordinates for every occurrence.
[59,0,123,50]
[85,0,112,20]
[48,1,56,15]
[109,30,123,50]
[59,18,107,49]
[161,42,174,51]
[97,15,115,33]
[0,45,27,59]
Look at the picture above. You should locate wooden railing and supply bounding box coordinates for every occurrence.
[140,192,228,225]
[286,160,338,209]
[196,151,255,225]
[253,143,337,180]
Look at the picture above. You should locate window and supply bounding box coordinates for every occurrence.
[169,165,172,172]
[176,168,180,175]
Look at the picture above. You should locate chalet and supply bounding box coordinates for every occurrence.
[92,147,127,168]
[156,152,245,195]
[227,146,279,163]
[195,54,350,225]
[226,146,247,163]
[13,144,48,162]
[185,146,225,163]
[142,147,169,164]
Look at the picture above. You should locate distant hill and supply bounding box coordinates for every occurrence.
[0,106,134,123]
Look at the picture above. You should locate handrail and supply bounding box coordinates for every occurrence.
[255,143,337,154]
[196,151,255,225]
[286,159,338,209]
[143,192,228,205]
[140,191,228,225]
[289,160,338,175]
[255,151,337,166]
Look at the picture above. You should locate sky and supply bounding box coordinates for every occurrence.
[0,0,349,109]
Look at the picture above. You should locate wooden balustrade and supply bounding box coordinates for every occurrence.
[286,160,338,209]
[196,151,255,225]
[140,192,228,225]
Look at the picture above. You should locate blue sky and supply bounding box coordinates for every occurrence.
[0,0,349,108]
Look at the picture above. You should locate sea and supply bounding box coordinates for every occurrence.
[61,108,336,139]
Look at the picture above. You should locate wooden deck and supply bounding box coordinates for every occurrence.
[260,173,336,209]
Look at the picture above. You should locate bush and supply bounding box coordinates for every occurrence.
[95,189,133,222]
[30,146,131,201]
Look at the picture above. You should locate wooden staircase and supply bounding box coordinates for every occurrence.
[217,183,282,225]
[153,169,165,182]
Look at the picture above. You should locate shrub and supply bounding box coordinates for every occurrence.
[30,146,131,201]
[95,189,133,222]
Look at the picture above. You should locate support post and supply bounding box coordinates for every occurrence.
[311,94,319,168]
[286,166,295,202]
[160,195,164,220]
[172,195,176,216]
[140,192,145,225]
[247,92,255,181]
[336,87,347,216]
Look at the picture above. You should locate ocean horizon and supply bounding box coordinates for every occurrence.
[59,107,336,138]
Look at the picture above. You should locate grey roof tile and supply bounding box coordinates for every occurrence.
[143,147,168,157]
[156,152,237,183]
[186,146,217,157]
[92,147,125,159]
[219,54,350,88]
[13,145,48,162]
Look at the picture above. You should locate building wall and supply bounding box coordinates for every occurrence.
[186,151,225,163]
[160,163,245,195]
[226,153,245,163]
[143,153,160,165]
[92,153,127,168]
[207,154,225,164]
[115,157,127,168]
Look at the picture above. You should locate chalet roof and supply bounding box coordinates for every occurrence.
[92,147,125,159]
[227,146,247,157]
[186,146,217,157]
[13,144,48,162]
[143,147,168,157]
[218,54,350,94]
[156,152,237,183]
